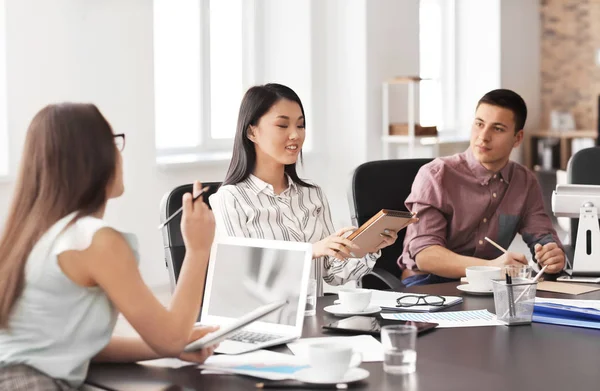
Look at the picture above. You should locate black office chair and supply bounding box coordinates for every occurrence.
[159,182,221,291]
[567,147,600,261]
[348,158,433,291]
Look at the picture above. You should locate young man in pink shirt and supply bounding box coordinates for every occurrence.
[398,89,566,286]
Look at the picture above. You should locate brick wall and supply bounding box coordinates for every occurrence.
[541,0,600,130]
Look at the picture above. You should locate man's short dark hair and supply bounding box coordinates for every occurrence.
[477,89,527,132]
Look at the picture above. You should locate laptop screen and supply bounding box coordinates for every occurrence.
[202,239,311,327]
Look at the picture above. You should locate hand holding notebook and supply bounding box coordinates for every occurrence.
[347,209,417,257]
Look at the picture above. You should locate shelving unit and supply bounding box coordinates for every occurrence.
[381,76,440,159]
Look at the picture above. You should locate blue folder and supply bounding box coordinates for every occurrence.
[532,303,600,330]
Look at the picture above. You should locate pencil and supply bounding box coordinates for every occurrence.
[157,186,210,230]
[484,236,508,253]
[256,381,348,389]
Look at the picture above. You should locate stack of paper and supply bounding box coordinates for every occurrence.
[533,298,600,330]
[334,290,463,312]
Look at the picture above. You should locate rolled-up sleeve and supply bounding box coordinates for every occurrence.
[209,189,250,237]
[518,176,563,257]
[400,165,448,269]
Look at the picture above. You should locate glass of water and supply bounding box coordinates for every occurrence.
[381,324,417,375]
[304,278,317,316]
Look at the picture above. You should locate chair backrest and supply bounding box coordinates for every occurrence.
[348,159,433,287]
[567,147,600,247]
[159,182,221,291]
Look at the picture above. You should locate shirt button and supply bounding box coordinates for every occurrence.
[500,179,504,183]
[492,192,497,198]
[483,218,487,223]
[479,240,483,245]
[493,174,497,178]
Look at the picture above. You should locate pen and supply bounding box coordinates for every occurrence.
[157,186,210,230]
[505,272,516,318]
[501,265,548,318]
[256,381,348,389]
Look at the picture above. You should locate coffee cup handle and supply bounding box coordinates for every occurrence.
[350,351,362,368]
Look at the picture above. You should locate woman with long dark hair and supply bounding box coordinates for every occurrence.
[210,84,398,286]
[0,104,216,390]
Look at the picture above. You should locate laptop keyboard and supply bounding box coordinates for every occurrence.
[228,330,284,345]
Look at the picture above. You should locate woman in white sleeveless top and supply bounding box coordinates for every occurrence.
[0,103,217,390]
[210,84,400,286]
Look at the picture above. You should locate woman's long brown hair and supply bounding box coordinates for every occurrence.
[0,103,118,327]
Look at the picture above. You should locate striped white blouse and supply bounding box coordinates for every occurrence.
[209,174,380,286]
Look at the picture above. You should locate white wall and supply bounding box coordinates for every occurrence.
[500,0,541,163]
[0,0,229,287]
[365,0,420,161]
[455,0,501,135]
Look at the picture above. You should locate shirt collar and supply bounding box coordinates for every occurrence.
[464,147,512,186]
[246,174,297,195]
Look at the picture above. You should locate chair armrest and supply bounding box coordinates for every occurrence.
[360,268,405,291]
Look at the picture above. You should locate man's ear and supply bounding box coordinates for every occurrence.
[513,129,524,148]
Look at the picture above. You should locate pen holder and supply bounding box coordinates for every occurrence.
[492,279,538,326]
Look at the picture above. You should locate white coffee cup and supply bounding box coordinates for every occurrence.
[307,343,362,382]
[338,288,372,312]
[466,266,502,290]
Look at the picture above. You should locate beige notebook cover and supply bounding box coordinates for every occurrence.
[536,281,600,295]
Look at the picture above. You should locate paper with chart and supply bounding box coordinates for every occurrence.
[200,350,308,380]
[381,309,503,328]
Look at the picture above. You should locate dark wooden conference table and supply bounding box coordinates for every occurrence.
[86,282,600,391]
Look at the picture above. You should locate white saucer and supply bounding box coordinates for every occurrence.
[323,304,381,316]
[457,284,493,296]
[294,367,370,385]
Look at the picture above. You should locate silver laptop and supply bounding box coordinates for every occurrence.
[199,236,312,355]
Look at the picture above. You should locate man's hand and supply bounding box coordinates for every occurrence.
[490,251,528,268]
[534,243,565,274]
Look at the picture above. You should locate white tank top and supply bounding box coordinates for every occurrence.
[0,213,139,387]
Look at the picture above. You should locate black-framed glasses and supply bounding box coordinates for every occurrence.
[396,294,446,308]
[114,133,126,152]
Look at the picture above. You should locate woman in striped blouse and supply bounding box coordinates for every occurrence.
[209,83,398,286]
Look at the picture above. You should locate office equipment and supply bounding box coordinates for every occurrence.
[533,298,600,330]
[348,158,433,290]
[197,237,312,355]
[322,316,438,336]
[184,300,288,352]
[159,182,221,291]
[552,184,600,278]
[500,265,547,319]
[157,186,210,229]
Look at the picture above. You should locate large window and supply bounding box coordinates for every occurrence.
[0,0,7,176]
[153,0,252,157]
[419,0,455,131]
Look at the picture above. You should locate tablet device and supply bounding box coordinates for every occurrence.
[347,209,416,257]
[322,315,438,336]
[184,299,288,352]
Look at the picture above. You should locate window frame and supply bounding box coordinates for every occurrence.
[154,0,256,160]
[419,0,456,133]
